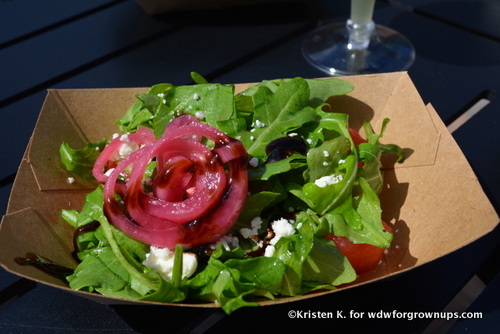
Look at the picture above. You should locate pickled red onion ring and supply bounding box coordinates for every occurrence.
[97,115,248,250]
[92,126,156,183]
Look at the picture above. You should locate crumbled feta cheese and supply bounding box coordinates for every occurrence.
[322,161,329,166]
[249,157,259,167]
[250,136,255,141]
[213,234,239,251]
[112,133,120,139]
[288,133,298,137]
[120,134,131,143]
[250,217,263,230]
[162,99,167,104]
[67,177,75,184]
[194,110,205,120]
[338,159,346,164]
[264,245,276,257]
[95,146,100,151]
[255,119,266,128]
[314,174,344,187]
[239,217,262,238]
[157,93,164,98]
[306,138,313,145]
[193,93,200,100]
[118,141,139,160]
[269,218,295,245]
[323,150,329,157]
[239,228,254,239]
[143,246,197,282]
[235,136,241,140]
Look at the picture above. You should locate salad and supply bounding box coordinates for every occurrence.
[57,73,404,314]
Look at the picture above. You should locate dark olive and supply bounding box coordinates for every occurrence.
[265,136,308,163]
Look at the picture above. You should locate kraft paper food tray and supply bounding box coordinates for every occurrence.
[0,72,498,308]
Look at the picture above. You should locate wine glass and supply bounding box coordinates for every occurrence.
[301,0,415,76]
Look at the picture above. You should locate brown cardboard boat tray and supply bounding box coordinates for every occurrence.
[1,72,498,307]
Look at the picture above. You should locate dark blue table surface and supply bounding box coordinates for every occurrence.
[1,0,499,333]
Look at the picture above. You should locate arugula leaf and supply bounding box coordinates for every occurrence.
[303,136,350,182]
[302,237,356,286]
[271,215,315,296]
[116,83,172,133]
[363,119,405,162]
[59,140,107,180]
[357,142,385,194]
[188,245,285,314]
[248,153,307,181]
[64,186,186,302]
[256,77,354,108]
[305,78,354,107]
[325,178,393,248]
[190,71,209,84]
[153,83,235,136]
[246,78,317,158]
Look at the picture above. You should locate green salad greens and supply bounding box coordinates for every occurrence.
[59,73,404,314]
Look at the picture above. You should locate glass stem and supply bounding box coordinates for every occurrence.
[348,0,376,50]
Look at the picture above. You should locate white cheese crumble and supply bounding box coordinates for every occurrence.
[264,245,275,257]
[120,134,131,143]
[157,93,164,98]
[194,110,205,120]
[193,93,200,100]
[306,138,313,145]
[118,141,139,160]
[212,234,239,251]
[239,217,263,239]
[67,177,75,184]
[143,246,197,282]
[314,174,344,187]
[255,119,266,128]
[338,159,346,164]
[268,218,295,246]
[322,161,329,166]
[249,157,259,167]
[323,150,329,157]
[110,133,139,160]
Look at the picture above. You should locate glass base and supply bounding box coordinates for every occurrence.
[302,21,415,76]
